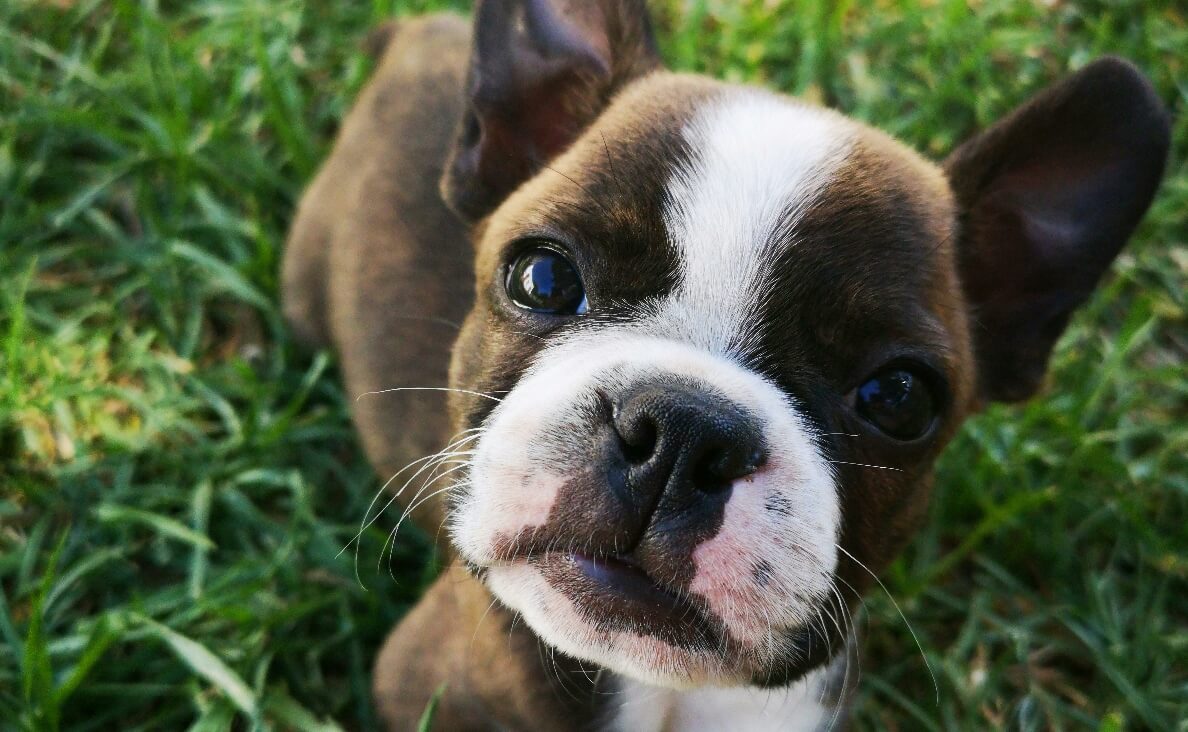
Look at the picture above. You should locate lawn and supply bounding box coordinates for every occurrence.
[1,0,1184,730]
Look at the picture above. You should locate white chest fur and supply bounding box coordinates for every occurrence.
[609,666,836,732]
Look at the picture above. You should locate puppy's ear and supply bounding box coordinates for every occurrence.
[442,0,661,221]
[945,57,1170,403]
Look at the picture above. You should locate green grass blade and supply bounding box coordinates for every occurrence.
[133,614,259,720]
[416,683,446,732]
[95,505,216,551]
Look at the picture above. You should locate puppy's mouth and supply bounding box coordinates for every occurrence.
[532,551,722,648]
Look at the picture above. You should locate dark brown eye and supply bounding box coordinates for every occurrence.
[854,367,937,440]
[506,246,587,315]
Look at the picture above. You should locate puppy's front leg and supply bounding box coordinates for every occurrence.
[373,564,602,731]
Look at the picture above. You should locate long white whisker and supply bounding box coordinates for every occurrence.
[341,440,480,557]
[353,427,485,541]
[834,543,938,705]
[822,582,856,730]
[392,467,472,544]
[381,481,465,575]
[471,596,502,648]
[343,429,481,588]
[380,464,474,569]
[826,460,903,472]
[356,386,503,402]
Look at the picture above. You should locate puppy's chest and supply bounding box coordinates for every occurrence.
[607,671,833,732]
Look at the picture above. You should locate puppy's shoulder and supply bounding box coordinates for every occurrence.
[281,12,470,349]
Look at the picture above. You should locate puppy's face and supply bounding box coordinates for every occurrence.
[448,75,973,686]
[437,0,1167,691]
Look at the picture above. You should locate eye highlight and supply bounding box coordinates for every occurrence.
[506,245,588,315]
[853,366,938,440]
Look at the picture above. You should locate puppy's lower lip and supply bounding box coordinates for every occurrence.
[570,552,676,603]
[534,552,718,646]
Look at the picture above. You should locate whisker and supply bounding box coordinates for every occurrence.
[600,131,626,201]
[821,582,858,730]
[342,429,484,587]
[832,575,870,722]
[834,543,938,705]
[370,430,482,507]
[391,463,472,540]
[381,479,465,573]
[399,461,471,519]
[370,429,482,508]
[394,453,475,498]
[380,314,463,330]
[341,437,481,556]
[540,164,611,214]
[471,595,503,648]
[827,460,903,472]
[356,386,503,403]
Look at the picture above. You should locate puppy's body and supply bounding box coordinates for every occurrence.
[283,15,472,534]
[284,4,1168,730]
[284,18,596,728]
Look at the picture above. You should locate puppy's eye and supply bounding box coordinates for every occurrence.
[854,367,937,440]
[506,246,587,315]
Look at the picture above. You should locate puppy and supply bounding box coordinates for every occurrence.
[282,2,1169,729]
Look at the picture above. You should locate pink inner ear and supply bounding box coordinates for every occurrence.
[997,153,1126,253]
[525,80,584,159]
[494,72,587,163]
[472,0,613,162]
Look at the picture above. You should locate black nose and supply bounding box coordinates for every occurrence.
[611,383,766,514]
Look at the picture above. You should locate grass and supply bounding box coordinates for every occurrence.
[0,0,1184,729]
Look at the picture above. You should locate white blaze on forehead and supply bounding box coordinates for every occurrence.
[659,90,855,354]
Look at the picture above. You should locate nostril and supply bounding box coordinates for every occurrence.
[618,415,657,464]
[740,447,767,476]
[691,445,766,494]
[691,453,732,494]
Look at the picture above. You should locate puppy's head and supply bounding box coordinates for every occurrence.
[440,0,1169,687]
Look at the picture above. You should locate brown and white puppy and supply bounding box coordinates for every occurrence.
[282,2,1170,729]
